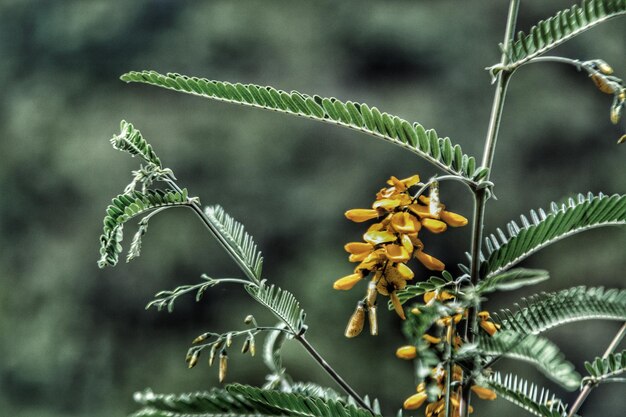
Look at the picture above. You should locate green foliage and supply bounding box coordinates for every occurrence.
[497,0,626,71]
[479,193,626,279]
[98,188,195,268]
[394,271,455,306]
[120,70,481,182]
[206,205,264,283]
[495,286,626,335]
[227,384,376,417]
[245,281,307,335]
[486,373,573,417]
[145,275,219,313]
[478,331,580,389]
[583,349,626,385]
[111,120,162,168]
[475,268,550,295]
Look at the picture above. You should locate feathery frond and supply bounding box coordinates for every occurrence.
[111,120,162,167]
[486,373,572,417]
[393,272,456,306]
[288,383,345,403]
[478,331,580,389]
[227,384,376,417]
[475,268,550,295]
[497,0,626,72]
[205,205,264,283]
[494,286,626,335]
[130,387,283,417]
[120,70,481,182]
[98,189,195,268]
[479,193,626,279]
[246,281,307,335]
[582,349,626,385]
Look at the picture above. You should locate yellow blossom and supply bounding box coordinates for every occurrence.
[422,334,442,344]
[385,244,411,262]
[363,230,397,245]
[415,250,446,271]
[395,345,417,360]
[372,198,402,211]
[344,242,374,254]
[421,218,448,234]
[345,209,380,223]
[403,392,428,410]
[333,273,363,290]
[390,212,421,234]
[439,210,469,227]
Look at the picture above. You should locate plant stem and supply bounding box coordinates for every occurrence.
[296,334,375,414]
[566,321,626,417]
[458,1,519,416]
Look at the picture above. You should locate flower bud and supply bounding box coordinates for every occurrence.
[192,333,208,344]
[345,302,366,338]
[188,350,200,369]
[219,350,228,382]
[333,273,363,290]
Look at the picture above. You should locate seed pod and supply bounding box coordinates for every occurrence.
[368,304,378,336]
[188,350,200,369]
[345,302,366,338]
[366,281,377,307]
[219,350,228,382]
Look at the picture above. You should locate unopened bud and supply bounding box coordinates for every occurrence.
[219,350,228,382]
[366,281,377,307]
[226,333,233,347]
[241,338,251,354]
[188,350,200,369]
[368,305,378,336]
[591,73,618,94]
[595,59,613,75]
[192,333,208,344]
[244,315,255,325]
[345,302,366,338]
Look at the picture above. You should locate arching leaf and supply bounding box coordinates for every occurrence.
[478,331,580,389]
[582,349,626,385]
[246,281,307,336]
[227,384,376,417]
[205,205,264,282]
[496,0,626,72]
[475,268,550,295]
[120,70,480,182]
[486,373,573,417]
[98,189,195,268]
[479,193,626,279]
[494,286,626,335]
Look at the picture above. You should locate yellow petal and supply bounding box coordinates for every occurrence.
[385,244,411,262]
[471,385,497,401]
[345,209,380,223]
[408,203,438,219]
[391,212,420,234]
[344,242,374,254]
[440,210,468,227]
[400,234,413,253]
[372,198,402,211]
[423,291,436,304]
[390,291,406,320]
[400,174,420,187]
[348,252,369,262]
[363,230,397,245]
[421,218,448,234]
[333,273,363,290]
[395,345,417,360]
[367,222,385,232]
[415,250,446,271]
[386,175,407,191]
[422,334,442,344]
[478,311,490,320]
[396,262,415,280]
[403,392,427,410]
[479,320,499,336]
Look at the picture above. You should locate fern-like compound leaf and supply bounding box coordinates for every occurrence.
[120,70,480,182]
[98,189,195,268]
[582,349,626,385]
[227,384,376,417]
[475,268,550,295]
[246,281,307,335]
[205,205,264,282]
[498,0,626,72]
[486,373,573,417]
[393,273,456,307]
[479,193,626,279]
[478,331,580,390]
[111,120,162,167]
[130,387,283,417]
[494,286,626,335]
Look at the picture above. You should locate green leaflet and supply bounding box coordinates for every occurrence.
[583,349,626,385]
[111,120,162,167]
[486,373,574,417]
[479,193,626,279]
[227,384,377,417]
[478,331,580,389]
[494,286,626,335]
[498,0,626,71]
[120,70,481,183]
[98,189,194,268]
[245,281,307,336]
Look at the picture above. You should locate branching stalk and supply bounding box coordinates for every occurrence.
[566,321,626,417]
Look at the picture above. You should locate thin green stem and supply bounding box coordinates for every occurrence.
[444,325,454,417]
[567,321,626,417]
[458,1,519,416]
[525,56,583,69]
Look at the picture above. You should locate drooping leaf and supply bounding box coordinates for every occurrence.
[582,349,626,385]
[479,193,626,279]
[475,268,550,294]
[486,373,573,417]
[205,205,264,283]
[227,384,376,417]
[494,286,626,335]
[98,189,194,268]
[497,0,626,72]
[120,70,480,182]
[111,120,162,167]
[246,281,307,335]
[478,331,580,389]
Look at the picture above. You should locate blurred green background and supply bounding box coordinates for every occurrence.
[1,1,624,416]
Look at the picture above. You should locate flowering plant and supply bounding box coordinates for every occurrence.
[98,1,625,416]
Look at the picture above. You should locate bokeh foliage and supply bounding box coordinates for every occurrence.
[0,1,623,416]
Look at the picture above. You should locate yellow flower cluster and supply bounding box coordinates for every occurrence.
[334,174,468,333]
